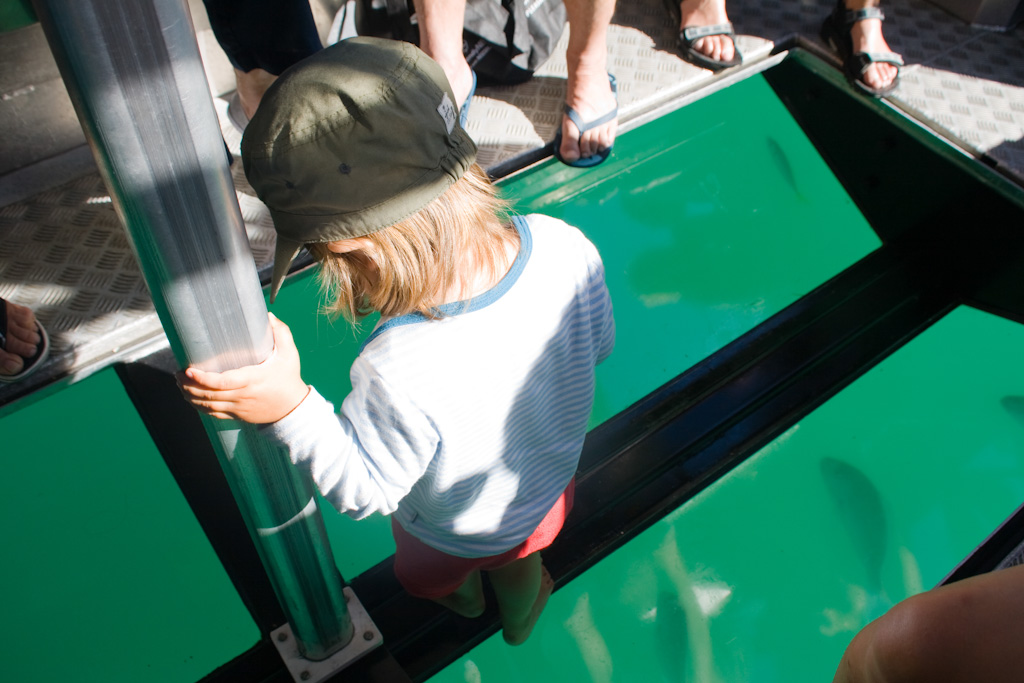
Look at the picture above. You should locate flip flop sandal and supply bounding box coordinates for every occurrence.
[0,298,50,383]
[460,71,477,129]
[552,74,618,168]
[663,0,742,71]
[679,23,742,71]
[820,3,904,98]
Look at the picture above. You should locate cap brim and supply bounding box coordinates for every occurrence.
[269,235,305,304]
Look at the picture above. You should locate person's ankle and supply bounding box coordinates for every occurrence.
[677,0,730,23]
[849,17,886,48]
[434,57,473,102]
[843,0,881,11]
[234,68,277,119]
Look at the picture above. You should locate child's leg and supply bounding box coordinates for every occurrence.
[432,569,486,619]
[488,552,554,646]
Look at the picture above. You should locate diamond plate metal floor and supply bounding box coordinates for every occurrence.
[1,0,1022,410]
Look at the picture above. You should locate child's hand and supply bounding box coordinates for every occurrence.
[178,313,310,424]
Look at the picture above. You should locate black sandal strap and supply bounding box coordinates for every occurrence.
[844,6,885,24]
[853,51,905,71]
[0,297,8,350]
[681,22,736,43]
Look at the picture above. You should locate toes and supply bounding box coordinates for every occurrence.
[559,69,617,164]
[578,123,616,160]
[2,328,40,359]
[694,36,715,61]
[560,111,617,163]
[863,62,897,91]
[3,302,42,352]
[0,349,25,376]
[718,36,736,63]
[692,35,735,64]
[709,35,734,63]
[559,122,582,163]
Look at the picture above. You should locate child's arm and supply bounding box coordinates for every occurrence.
[178,313,310,424]
[265,375,439,518]
[582,239,615,364]
[181,314,438,518]
[593,265,615,364]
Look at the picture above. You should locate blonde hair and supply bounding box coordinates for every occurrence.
[308,163,517,322]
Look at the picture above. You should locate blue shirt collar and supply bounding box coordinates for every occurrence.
[362,215,533,348]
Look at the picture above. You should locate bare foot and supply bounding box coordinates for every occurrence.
[0,300,42,377]
[847,9,898,92]
[502,565,554,646]
[559,67,618,164]
[678,0,735,65]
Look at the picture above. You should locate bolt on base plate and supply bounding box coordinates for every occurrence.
[271,587,383,683]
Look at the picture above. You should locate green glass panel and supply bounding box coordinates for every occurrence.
[270,269,395,579]
[502,74,881,425]
[429,305,1024,682]
[0,368,258,683]
[0,0,36,33]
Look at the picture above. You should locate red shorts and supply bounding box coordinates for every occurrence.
[391,479,575,600]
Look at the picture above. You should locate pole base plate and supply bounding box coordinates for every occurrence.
[271,587,383,683]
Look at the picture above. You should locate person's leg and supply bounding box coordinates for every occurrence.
[833,563,1024,683]
[676,0,736,66]
[412,0,475,110]
[203,0,322,117]
[233,67,279,120]
[391,517,488,618]
[560,0,617,164]
[842,0,897,93]
[488,551,555,645]
[432,569,486,618]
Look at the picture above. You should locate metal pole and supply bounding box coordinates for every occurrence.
[32,0,353,661]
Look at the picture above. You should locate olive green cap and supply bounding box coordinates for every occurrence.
[241,37,477,302]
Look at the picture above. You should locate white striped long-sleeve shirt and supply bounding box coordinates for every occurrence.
[265,214,615,557]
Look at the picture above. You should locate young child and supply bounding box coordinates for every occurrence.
[180,37,615,646]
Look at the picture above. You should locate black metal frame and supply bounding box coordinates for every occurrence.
[943,503,1024,584]
[114,48,1024,683]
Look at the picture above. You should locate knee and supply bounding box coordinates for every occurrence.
[864,590,967,682]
